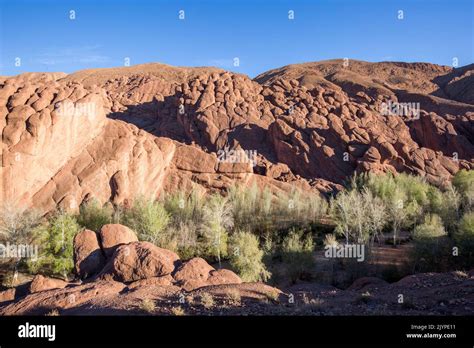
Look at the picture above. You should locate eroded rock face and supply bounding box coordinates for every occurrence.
[1,61,473,213]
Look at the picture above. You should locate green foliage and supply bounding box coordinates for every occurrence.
[229,230,270,282]
[200,194,233,265]
[76,199,113,232]
[428,185,461,234]
[281,229,315,283]
[413,214,447,239]
[122,198,170,247]
[229,184,328,236]
[28,211,81,277]
[163,188,205,224]
[452,212,474,269]
[167,220,200,259]
[411,214,450,273]
[452,169,474,212]
[457,212,474,238]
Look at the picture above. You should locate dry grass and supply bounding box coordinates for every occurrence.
[200,292,214,309]
[453,270,468,279]
[266,289,280,302]
[227,288,241,305]
[171,306,186,316]
[139,298,156,313]
[45,309,59,316]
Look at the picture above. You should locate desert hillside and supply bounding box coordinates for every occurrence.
[1,59,473,213]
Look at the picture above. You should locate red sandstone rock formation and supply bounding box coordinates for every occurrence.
[1,60,472,213]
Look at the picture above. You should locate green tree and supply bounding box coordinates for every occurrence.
[77,199,113,232]
[122,198,170,247]
[229,230,270,282]
[200,194,234,267]
[28,211,81,278]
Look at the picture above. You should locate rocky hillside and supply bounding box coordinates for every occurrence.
[0,223,472,315]
[1,60,473,213]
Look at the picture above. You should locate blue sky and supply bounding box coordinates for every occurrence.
[0,0,472,77]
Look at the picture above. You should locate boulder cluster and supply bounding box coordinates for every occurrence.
[74,224,242,289]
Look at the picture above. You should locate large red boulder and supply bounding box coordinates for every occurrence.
[173,257,242,291]
[100,241,180,282]
[98,224,138,258]
[29,275,68,294]
[73,229,106,279]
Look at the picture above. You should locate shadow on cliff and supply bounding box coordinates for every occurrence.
[106,96,280,165]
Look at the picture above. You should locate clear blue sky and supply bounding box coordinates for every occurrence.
[0,0,472,77]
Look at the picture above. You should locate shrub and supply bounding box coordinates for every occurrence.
[164,188,205,224]
[200,194,233,266]
[281,229,315,283]
[411,214,450,272]
[457,212,474,237]
[413,214,447,239]
[27,211,81,277]
[170,306,186,316]
[169,220,200,259]
[428,185,461,234]
[228,230,270,282]
[452,212,474,269]
[452,169,474,212]
[227,288,242,305]
[0,204,42,277]
[200,292,214,309]
[0,203,41,245]
[229,184,274,233]
[139,298,156,313]
[76,199,112,232]
[122,198,170,247]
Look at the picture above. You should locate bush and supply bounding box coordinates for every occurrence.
[281,229,315,283]
[452,212,474,269]
[168,220,200,259]
[122,198,170,247]
[229,184,328,236]
[413,214,447,239]
[0,204,42,285]
[76,199,112,231]
[428,185,461,234]
[163,188,205,225]
[411,214,450,273]
[452,169,474,212]
[0,204,41,246]
[229,231,270,282]
[229,184,273,233]
[27,211,81,278]
[458,212,474,237]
